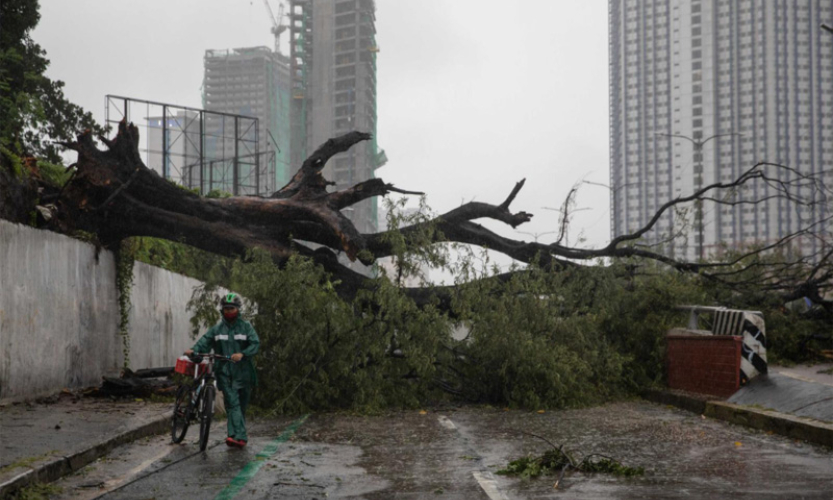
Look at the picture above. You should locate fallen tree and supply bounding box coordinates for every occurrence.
[35,120,832,318]
[4,120,831,410]
[5,0,831,411]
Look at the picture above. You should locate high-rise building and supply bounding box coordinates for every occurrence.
[289,0,387,234]
[609,0,833,260]
[203,46,292,195]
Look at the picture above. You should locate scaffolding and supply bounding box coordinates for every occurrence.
[105,95,275,196]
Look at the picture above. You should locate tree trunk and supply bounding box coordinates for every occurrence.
[44,120,832,314]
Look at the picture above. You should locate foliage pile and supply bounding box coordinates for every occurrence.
[187,199,711,412]
[446,257,703,408]
[190,251,454,413]
[184,198,829,412]
[497,447,644,480]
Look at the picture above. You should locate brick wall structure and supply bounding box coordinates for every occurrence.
[667,333,743,398]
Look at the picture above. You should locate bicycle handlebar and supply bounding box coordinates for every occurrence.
[189,353,231,362]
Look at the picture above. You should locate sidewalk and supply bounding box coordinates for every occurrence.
[0,393,171,498]
[644,362,833,448]
[730,364,833,421]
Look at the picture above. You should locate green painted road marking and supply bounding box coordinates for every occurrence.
[214,414,310,500]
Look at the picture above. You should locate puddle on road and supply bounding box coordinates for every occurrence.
[295,411,494,498]
[41,402,833,499]
[449,401,833,499]
[251,442,390,498]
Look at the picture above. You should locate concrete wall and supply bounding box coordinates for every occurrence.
[0,220,204,402]
[128,261,202,371]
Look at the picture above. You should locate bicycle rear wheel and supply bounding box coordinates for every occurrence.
[171,385,191,443]
[199,385,216,451]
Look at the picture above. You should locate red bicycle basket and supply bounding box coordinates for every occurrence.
[174,357,207,377]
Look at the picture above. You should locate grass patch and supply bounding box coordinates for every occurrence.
[6,482,62,500]
[0,452,58,474]
[147,393,176,404]
[746,404,778,412]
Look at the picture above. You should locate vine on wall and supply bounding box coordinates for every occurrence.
[116,239,136,369]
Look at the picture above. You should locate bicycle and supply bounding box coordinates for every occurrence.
[171,353,229,451]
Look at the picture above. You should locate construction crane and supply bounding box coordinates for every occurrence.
[262,0,287,54]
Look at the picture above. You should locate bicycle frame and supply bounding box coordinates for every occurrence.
[190,354,227,417]
[191,356,218,408]
[172,353,228,450]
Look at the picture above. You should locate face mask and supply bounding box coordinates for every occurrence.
[223,308,239,321]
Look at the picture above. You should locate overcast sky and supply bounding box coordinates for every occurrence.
[33,0,611,263]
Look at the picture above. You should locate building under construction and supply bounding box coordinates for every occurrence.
[200,1,385,232]
[290,0,386,234]
[202,46,292,194]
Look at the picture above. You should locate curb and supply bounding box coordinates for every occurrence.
[642,388,833,448]
[0,410,171,499]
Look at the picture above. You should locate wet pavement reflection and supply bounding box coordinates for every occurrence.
[52,401,832,499]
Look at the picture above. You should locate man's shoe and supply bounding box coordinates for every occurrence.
[226,437,235,447]
[228,438,247,448]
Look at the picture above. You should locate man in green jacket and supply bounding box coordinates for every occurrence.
[186,293,259,448]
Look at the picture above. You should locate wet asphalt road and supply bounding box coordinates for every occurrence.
[52,401,833,500]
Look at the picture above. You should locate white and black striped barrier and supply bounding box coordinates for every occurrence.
[678,306,768,386]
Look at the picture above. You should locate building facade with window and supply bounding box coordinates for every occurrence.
[290,0,386,235]
[609,0,833,260]
[203,46,292,195]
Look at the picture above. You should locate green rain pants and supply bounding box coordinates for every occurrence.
[223,379,252,442]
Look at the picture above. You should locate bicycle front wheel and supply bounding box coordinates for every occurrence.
[171,385,191,443]
[199,385,216,451]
